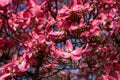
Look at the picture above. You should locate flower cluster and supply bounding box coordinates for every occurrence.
[0,0,120,80]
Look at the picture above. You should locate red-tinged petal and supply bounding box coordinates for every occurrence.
[29,5,42,17]
[102,75,109,80]
[25,41,32,48]
[37,25,43,30]
[0,62,14,69]
[0,73,10,80]
[82,44,92,54]
[38,35,46,43]
[90,27,100,35]
[80,31,89,37]
[59,6,69,14]
[71,55,81,60]
[27,0,36,7]
[12,54,18,61]
[98,75,117,80]
[69,24,78,31]
[91,20,101,26]
[32,31,39,39]
[23,10,32,18]
[98,13,107,21]
[0,0,12,7]
[65,40,73,51]
[23,18,31,29]
[55,48,64,56]
[116,71,120,80]
[72,0,77,6]
[84,3,90,9]
[72,47,82,55]
[108,76,117,80]
[109,8,116,18]
[104,63,110,75]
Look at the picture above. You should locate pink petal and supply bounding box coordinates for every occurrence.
[72,0,77,6]
[90,27,100,35]
[84,3,90,9]
[91,20,101,26]
[62,52,71,58]
[27,0,36,7]
[18,61,27,72]
[109,8,116,18]
[80,31,89,37]
[55,48,64,56]
[70,24,78,31]
[72,47,82,55]
[65,40,73,51]
[102,75,109,80]
[71,55,81,60]
[108,76,117,80]
[104,63,110,75]
[0,73,10,80]
[116,71,120,80]
[0,0,12,7]
[82,44,91,54]
[38,35,46,43]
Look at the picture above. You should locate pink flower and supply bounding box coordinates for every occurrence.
[16,58,30,72]
[55,40,83,60]
[14,53,35,72]
[26,0,46,17]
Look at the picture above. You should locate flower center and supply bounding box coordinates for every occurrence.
[104,19,107,22]
[80,8,83,12]
[58,28,62,32]
[18,61,22,65]
[9,70,14,75]
[67,50,72,53]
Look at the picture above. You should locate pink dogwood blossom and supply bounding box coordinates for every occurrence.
[55,40,83,60]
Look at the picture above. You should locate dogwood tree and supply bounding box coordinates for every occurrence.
[0,0,120,80]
